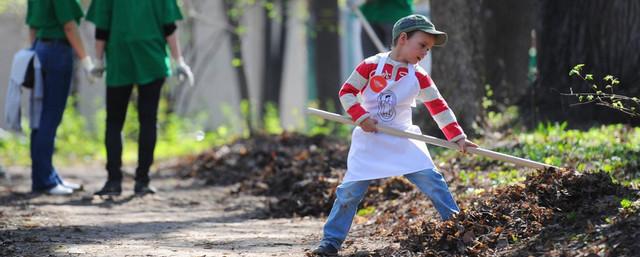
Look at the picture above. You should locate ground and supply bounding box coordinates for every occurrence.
[0,163,386,257]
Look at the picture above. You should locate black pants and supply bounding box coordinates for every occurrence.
[360,23,394,58]
[105,78,164,183]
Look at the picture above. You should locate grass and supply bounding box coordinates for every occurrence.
[0,97,232,167]
[2,97,638,191]
[433,122,640,188]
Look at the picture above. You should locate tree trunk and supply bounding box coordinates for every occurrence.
[260,0,288,121]
[536,1,640,125]
[310,0,341,112]
[223,0,254,134]
[482,0,537,106]
[428,0,485,136]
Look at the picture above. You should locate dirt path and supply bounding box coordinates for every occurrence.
[0,163,343,256]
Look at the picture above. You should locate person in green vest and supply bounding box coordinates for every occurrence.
[86,0,193,196]
[26,0,94,195]
[351,0,414,57]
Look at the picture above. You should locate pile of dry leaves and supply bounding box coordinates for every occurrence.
[351,168,639,256]
[175,133,638,256]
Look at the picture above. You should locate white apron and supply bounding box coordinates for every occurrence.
[344,53,435,182]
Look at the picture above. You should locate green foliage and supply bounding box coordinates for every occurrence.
[620,198,633,210]
[473,84,520,136]
[568,64,639,117]
[436,122,640,188]
[500,123,640,184]
[305,101,353,138]
[357,206,376,217]
[0,96,229,166]
[487,169,526,185]
[0,0,25,15]
[263,102,283,134]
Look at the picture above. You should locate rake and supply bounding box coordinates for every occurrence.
[306,107,561,170]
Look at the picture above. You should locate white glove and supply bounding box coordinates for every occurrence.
[80,56,96,84]
[174,56,194,87]
[91,59,105,78]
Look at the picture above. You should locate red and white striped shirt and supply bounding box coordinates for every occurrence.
[338,55,466,142]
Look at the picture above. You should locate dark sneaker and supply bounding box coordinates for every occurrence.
[311,244,338,256]
[94,180,122,196]
[134,182,156,195]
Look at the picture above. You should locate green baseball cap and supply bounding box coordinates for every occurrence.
[392,14,448,46]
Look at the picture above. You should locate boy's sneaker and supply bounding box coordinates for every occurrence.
[311,244,338,256]
[94,180,122,196]
[134,182,156,195]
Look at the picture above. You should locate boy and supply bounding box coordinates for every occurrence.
[312,14,477,256]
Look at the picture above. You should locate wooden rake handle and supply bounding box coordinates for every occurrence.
[306,107,560,170]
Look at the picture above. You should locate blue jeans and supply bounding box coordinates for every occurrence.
[320,168,459,250]
[30,40,73,191]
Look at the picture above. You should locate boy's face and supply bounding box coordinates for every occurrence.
[396,31,436,64]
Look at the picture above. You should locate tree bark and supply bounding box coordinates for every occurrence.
[482,0,537,106]
[261,0,288,120]
[310,0,341,112]
[428,0,485,136]
[223,0,254,134]
[536,1,640,125]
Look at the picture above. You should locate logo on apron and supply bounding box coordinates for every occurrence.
[369,75,387,93]
[377,90,397,122]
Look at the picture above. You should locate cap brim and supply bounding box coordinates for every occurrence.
[421,30,448,46]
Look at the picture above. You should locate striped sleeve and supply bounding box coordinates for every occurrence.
[339,57,377,124]
[416,69,466,142]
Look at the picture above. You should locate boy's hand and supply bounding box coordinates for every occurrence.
[360,117,378,133]
[455,138,478,153]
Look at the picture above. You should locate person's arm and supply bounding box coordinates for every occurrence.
[166,32,181,60]
[339,57,379,132]
[95,39,105,60]
[64,21,95,81]
[63,20,87,59]
[29,28,36,45]
[416,70,477,152]
[166,26,194,86]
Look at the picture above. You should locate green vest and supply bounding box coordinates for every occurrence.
[86,0,183,86]
[26,0,84,39]
[360,0,414,24]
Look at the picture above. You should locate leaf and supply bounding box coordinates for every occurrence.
[604,75,614,81]
[585,74,594,80]
[569,69,580,77]
[231,58,242,67]
[463,231,475,243]
[620,198,633,209]
[612,79,620,85]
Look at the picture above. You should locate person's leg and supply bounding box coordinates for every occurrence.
[319,179,371,250]
[134,78,164,193]
[360,23,387,58]
[380,23,394,49]
[96,84,133,195]
[404,168,460,220]
[30,41,73,192]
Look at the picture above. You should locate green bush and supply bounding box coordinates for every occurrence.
[0,96,229,166]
